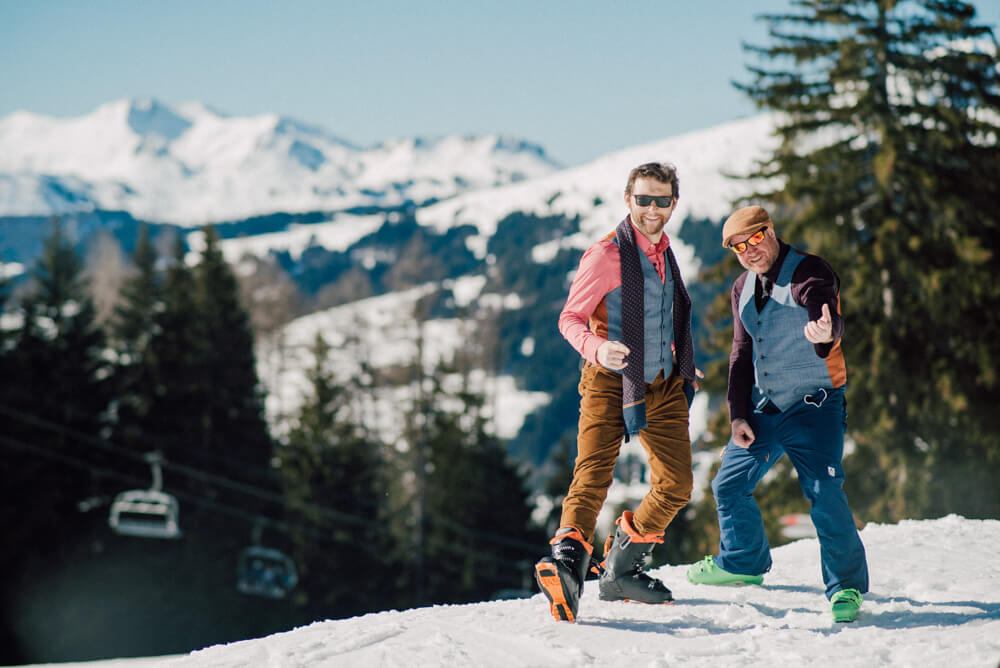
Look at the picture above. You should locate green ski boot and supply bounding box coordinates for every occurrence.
[685,555,763,585]
[831,588,862,623]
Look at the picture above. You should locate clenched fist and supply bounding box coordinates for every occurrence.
[597,340,630,371]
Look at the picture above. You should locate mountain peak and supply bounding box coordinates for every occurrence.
[490,136,559,167]
[126,98,192,142]
[0,99,563,224]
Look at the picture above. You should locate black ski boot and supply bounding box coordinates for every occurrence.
[598,511,673,604]
[534,527,592,621]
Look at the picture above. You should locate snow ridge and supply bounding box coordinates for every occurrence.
[0,99,561,225]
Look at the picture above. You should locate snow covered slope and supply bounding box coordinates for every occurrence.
[415,113,781,266]
[0,99,560,224]
[53,515,995,668]
[257,283,550,443]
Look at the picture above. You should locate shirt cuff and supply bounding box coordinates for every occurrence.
[581,334,607,365]
[813,341,834,358]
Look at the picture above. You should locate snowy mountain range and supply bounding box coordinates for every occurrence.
[0,97,781,280]
[0,98,561,224]
[0,98,781,469]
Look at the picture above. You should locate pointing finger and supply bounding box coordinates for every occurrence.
[821,303,831,323]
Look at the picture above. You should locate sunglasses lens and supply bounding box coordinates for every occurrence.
[634,195,672,207]
[731,228,766,254]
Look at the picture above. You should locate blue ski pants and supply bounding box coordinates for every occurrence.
[711,387,869,598]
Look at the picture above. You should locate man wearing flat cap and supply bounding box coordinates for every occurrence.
[685,205,869,624]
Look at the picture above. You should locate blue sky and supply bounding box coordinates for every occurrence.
[2,0,998,166]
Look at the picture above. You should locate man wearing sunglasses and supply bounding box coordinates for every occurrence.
[685,205,869,623]
[534,162,697,622]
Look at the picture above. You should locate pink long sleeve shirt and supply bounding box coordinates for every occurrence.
[558,220,670,365]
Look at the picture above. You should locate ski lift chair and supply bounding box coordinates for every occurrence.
[108,452,182,539]
[236,546,299,599]
[108,489,181,539]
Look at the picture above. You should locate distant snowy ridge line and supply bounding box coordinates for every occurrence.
[414,113,783,245]
[0,98,561,224]
[0,98,784,233]
[196,112,784,289]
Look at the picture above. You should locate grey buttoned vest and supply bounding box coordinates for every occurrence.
[738,249,836,411]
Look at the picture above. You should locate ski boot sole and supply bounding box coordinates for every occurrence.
[534,560,578,622]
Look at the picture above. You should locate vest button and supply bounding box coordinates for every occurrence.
[757,337,762,342]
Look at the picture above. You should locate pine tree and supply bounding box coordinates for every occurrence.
[98,231,298,663]
[143,234,207,472]
[0,219,113,573]
[279,333,394,617]
[108,225,162,455]
[736,0,1000,519]
[406,362,543,606]
[11,218,112,465]
[192,226,274,484]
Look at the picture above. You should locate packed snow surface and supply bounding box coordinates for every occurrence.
[29,515,999,668]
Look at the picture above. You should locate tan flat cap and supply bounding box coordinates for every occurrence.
[722,206,772,247]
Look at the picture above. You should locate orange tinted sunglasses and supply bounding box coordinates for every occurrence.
[729,228,767,254]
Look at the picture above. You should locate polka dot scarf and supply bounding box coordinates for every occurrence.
[615,217,695,437]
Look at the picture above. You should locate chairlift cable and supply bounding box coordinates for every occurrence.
[0,403,543,559]
[0,431,533,569]
[1,433,535,588]
[0,403,369,528]
[0,400,386,515]
[0,433,372,551]
[0,400,279,487]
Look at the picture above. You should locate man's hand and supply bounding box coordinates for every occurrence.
[597,340,630,370]
[731,418,755,448]
[804,302,834,344]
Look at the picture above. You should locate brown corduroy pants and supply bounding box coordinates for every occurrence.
[560,363,692,541]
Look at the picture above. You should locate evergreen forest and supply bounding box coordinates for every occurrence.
[0,222,544,664]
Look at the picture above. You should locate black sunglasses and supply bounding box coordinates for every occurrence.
[633,194,674,208]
